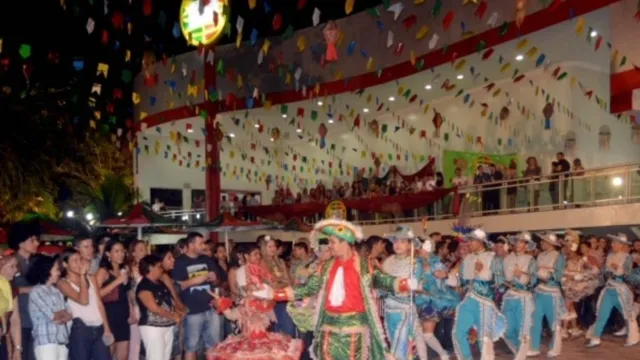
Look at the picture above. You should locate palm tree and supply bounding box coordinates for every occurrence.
[83,173,136,222]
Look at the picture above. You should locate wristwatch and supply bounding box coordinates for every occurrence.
[14,345,22,353]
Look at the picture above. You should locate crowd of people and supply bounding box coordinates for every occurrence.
[1,218,640,360]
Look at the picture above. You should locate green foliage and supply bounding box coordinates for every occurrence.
[83,173,135,222]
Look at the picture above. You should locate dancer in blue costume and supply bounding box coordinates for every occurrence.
[502,232,537,360]
[451,228,506,360]
[528,232,566,357]
[416,238,460,360]
[381,226,428,360]
[587,233,640,348]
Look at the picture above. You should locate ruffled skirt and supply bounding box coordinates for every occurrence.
[207,332,303,360]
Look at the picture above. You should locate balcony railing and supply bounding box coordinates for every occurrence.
[158,162,640,226]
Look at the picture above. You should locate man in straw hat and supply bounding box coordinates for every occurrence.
[450,228,507,360]
[501,232,537,360]
[381,226,428,360]
[528,231,566,357]
[252,219,418,360]
[586,233,640,348]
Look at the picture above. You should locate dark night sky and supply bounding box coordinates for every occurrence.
[0,0,383,137]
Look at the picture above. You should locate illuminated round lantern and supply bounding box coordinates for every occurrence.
[180,0,227,47]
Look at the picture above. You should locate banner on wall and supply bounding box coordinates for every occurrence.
[442,150,521,187]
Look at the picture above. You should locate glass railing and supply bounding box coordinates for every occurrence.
[157,162,640,226]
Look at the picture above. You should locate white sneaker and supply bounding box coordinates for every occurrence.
[439,355,450,360]
[526,350,541,356]
[586,338,601,348]
[547,351,560,358]
[570,328,584,337]
[614,327,628,337]
[624,338,640,347]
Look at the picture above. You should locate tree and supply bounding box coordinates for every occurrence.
[83,173,136,222]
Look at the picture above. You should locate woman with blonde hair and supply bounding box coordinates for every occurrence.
[258,235,295,336]
[0,253,21,360]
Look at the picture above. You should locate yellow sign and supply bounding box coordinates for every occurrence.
[180,0,227,46]
[325,201,347,220]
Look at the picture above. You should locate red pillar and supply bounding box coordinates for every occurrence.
[204,49,220,242]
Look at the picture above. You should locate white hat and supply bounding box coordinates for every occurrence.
[535,231,562,247]
[508,231,536,251]
[607,233,631,245]
[464,228,493,248]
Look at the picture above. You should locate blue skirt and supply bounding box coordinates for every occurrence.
[417,289,460,321]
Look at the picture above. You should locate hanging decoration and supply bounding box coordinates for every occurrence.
[141,51,158,87]
[179,0,227,46]
[515,0,528,28]
[270,127,281,141]
[318,123,328,149]
[432,112,443,138]
[542,102,554,130]
[323,21,340,62]
[368,119,380,138]
[598,125,611,151]
[499,106,510,126]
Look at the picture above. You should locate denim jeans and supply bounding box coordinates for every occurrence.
[183,309,222,353]
[274,302,296,336]
[68,319,110,360]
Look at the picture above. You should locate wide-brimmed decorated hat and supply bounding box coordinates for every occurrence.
[508,231,537,252]
[309,219,363,251]
[535,231,562,247]
[385,225,421,248]
[607,233,632,245]
[464,228,493,248]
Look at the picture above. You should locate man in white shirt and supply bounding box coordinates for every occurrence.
[151,198,164,212]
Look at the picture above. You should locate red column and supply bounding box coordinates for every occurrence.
[204,49,220,241]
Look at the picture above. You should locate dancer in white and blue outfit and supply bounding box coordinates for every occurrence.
[502,232,537,360]
[452,228,507,360]
[528,232,566,357]
[416,238,461,360]
[587,233,640,348]
[381,226,429,360]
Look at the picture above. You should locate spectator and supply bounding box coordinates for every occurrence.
[151,199,164,213]
[487,164,503,213]
[95,240,132,360]
[90,235,110,276]
[171,232,222,360]
[57,249,112,360]
[505,165,518,211]
[550,152,571,206]
[572,158,587,206]
[27,256,70,360]
[9,222,41,360]
[0,254,21,360]
[128,240,148,360]
[136,254,181,360]
[523,156,542,210]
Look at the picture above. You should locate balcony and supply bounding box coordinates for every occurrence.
[157,162,640,239]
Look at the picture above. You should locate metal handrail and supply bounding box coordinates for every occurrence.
[155,162,640,225]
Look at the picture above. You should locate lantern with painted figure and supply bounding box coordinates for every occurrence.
[543,102,554,130]
[323,21,340,62]
[368,119,380,138]
[270,127,280,141]
[432,112,443,138]
[598,125,611,150]
[515,0,528,28]
[142,51,158,87]
[499,106,510,127]
[564,131,577,158]
[318,123,328,149]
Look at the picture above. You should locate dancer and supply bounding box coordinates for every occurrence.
[451,228,507,360]
[528,232,566,357]
[417,237,461,360]
[381,226,428,360]
[252,219,418,360]
[561,231,599,339]
[207,291,304,360]
[587,233,640,347]
[502,232,537,360]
